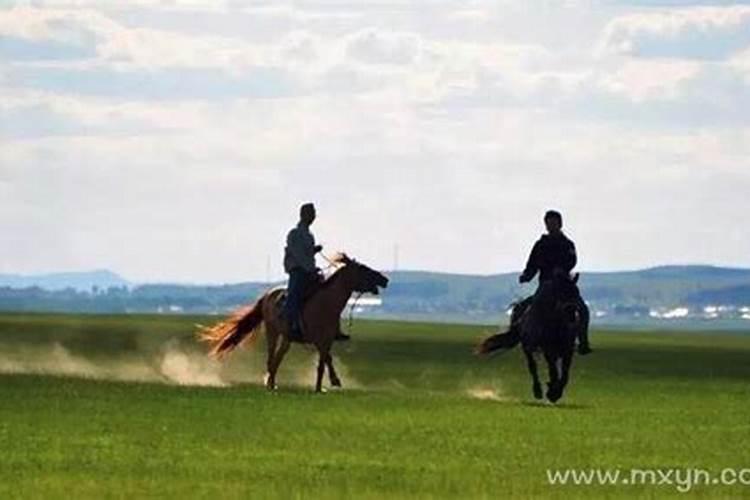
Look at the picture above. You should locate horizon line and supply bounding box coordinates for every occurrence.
[3,263,750,287]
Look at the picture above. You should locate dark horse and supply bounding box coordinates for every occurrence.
[477,274,585,403]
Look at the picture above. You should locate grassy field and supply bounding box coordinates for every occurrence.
[0,313,748,499]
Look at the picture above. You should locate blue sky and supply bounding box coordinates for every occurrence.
[1,1,749,282]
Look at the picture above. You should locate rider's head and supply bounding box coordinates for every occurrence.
[544,210,563,235]
[300,203,316,225]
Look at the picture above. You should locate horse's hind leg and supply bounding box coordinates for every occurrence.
[264,329,279,390]
[268,336,291,390]
[325,353,341,388]
[524,349,543,400]
[314,349,328,393]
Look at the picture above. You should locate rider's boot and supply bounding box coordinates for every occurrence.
[287,317,305,343]
[334,331,351,342]
[577,299,592,355]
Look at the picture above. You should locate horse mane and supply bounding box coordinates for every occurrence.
[318,253,353,289]
[328,252,351,266]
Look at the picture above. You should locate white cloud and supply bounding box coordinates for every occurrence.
[346,28,421,65]
[1,1,749,280]
[596,58,701,101]
[0,6,270,68]
[5,0,232,9]
[600,6,750,59]
[728,46,750,80]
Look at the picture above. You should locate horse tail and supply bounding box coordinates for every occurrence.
[198,296,266,359]
[476,297,532,355]
[475,327,522,355]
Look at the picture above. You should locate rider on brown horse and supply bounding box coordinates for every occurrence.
[282,203,349,342]
[519,210,592,355]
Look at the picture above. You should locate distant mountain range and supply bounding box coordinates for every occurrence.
[0,270,130,291]
[384,266,750,325]
[2,266,750,327]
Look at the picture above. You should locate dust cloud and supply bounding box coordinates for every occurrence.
[464,383,517,403]
[0,336,367,390]
[0,340,227,387]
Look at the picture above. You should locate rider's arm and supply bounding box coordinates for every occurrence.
[562,240,577,273]
[519,241,541,282]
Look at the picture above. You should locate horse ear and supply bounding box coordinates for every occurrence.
[339,252,351,264]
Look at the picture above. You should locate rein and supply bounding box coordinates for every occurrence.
[346,291,364,334]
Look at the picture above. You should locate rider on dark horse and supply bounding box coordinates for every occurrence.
[518,210,592,355]
[281,203,350,342]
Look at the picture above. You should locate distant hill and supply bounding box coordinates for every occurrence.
[0,270,130,292]
[386,265,750,307]
[1,265,750,327]
[381,266,750,324]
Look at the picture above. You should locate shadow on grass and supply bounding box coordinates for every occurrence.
[520,400,590,410]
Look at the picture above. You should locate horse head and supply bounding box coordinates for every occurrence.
[334,252,389,295]
[553,273,583,329]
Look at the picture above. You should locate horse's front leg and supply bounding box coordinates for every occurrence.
[544,350,562,403]
[325,353,341,388]
[557,348,574,400]
[524,348,543,400]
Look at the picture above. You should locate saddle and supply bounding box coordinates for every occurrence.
[278,273,350,343]
[302,275,325,302]
[278,272,326,316]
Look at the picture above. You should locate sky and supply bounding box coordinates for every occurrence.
[1,0,749,283]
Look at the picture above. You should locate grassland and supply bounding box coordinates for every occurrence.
[0,313,748,499]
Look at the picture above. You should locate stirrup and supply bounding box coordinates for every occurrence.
[287,323,305,342]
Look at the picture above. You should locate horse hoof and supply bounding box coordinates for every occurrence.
[331,379,342,388]
[263,374,277,391]
[533,384,543,400]
[546,387,563,403]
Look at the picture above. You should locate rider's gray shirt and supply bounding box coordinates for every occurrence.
[283,222,317,273]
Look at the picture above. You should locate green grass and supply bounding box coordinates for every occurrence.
[0,313,749,499]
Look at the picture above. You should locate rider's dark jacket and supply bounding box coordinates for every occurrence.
[520,232,577,283]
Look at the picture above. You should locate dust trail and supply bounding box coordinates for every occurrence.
[0,336,367,390]
[0,341,227,387]
[284,351,364,390]
[0,342,157,382]
[464,383,517,403]
[159,340,227,387]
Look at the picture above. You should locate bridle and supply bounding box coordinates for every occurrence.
[556,297,582,329]
[319,252,388,334]
[346,291,364,334]
[319,252,366,335]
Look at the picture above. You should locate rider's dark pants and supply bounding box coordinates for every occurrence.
[282,268,315,331]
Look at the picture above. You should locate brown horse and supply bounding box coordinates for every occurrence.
[199,254,388,392]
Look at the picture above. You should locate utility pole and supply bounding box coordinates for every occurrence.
[265,254,271,285]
